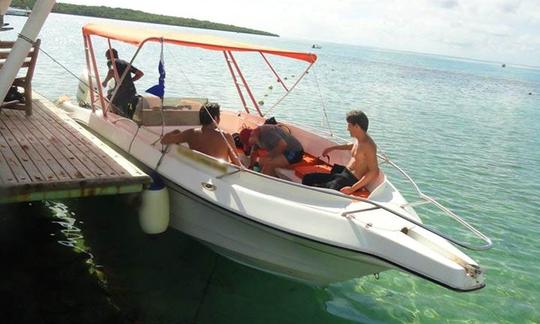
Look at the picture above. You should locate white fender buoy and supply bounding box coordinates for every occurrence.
[139,174,170,234]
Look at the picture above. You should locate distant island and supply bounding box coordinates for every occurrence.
[10,0,279,37]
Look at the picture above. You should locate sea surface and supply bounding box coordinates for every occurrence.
[2,13,540,323]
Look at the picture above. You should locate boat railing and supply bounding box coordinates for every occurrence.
[282,124,492,251]
[341,195,492,251]
[367,152,492,251]
[243,162,492,251]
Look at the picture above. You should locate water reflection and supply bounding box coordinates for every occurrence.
[45,201,110,295]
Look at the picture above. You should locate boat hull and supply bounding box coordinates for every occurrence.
[165,179,390,285]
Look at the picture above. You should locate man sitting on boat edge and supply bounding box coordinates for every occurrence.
[302,110,379,195]
[160,103,241,166]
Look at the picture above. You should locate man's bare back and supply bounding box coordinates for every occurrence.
[184,127,235,161]
[160,102,241,166]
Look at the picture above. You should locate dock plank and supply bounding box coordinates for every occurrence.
[0,113,58,182]
[32,102,109,178]
[9,112,71,181]
[0,148,17,185]
[22,105,94,179]
[0,116,34,183]
[50,112,131,177]
[35,102,129,178]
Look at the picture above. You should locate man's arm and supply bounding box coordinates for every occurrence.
[248,147,259,169]
[132,68,144,82]
[102,69,114,87]
[160,129,191,145]
[322,143,353,157]
[225,133,242,166]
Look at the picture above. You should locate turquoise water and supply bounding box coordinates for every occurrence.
[2,13,540,323]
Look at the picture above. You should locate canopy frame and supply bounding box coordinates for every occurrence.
[82,23,317,117]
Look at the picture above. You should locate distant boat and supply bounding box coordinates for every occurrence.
[501,63,506,68]
[6,7,31,17]
[312,44,321,49]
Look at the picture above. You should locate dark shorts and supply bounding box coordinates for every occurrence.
[113,94,139,119]
[302,164,358,190]
[284,149,304,164]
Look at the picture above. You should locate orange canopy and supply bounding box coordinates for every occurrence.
[82,23,317,63]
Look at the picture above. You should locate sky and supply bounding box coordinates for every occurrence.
[58,0,540,67]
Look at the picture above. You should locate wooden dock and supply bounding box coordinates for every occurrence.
[0,93,150,203]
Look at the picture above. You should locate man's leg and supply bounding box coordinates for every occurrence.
[302,172,335,186]
[260,155,289,177]
[326,170,358,191]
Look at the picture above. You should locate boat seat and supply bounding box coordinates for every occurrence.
[275,168,301,182]
[0,39,41,116]
[133,96,208,126]
[274,152,372,198]
[267,152,316,181]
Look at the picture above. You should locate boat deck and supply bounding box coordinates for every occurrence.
[0,93,150,203]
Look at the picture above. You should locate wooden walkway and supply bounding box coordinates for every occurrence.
[0,93,150,203]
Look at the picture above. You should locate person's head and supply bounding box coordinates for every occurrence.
[199,102,220,126]
[239,128,253,151]
[105,48,119,60]
[239,127,261,152]
[346,110,369,136]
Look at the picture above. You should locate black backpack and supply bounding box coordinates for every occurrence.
[4,85,24,103]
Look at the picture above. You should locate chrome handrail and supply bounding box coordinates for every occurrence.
[223,159,492,251]
[375,152,492,250]
[294,128,492,251]
[341,196,492,250]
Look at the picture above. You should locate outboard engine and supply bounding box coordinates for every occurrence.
[76,68,99,107]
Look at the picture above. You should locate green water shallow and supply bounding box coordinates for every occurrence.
[1,12,540,323]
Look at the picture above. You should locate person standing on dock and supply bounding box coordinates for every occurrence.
[102,48,144,118]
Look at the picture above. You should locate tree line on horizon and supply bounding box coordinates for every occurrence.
[10,0,279,37]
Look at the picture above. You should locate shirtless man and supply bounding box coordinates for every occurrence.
[160,103,241,166]
[302,110,379,194]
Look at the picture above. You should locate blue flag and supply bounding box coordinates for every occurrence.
[146,47,165,98]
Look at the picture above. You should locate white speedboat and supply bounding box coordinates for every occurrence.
[60,23,492,291]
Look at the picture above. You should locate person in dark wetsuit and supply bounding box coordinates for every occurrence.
[302,110,379,194]
[240,125,304,177]
[102,48,144,118]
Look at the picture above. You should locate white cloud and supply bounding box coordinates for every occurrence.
[58,0,540,66]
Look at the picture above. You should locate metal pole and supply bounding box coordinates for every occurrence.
[228,51,262,116]
[83,35,96,112]
[223,51,249,113]
[260,52,289,92]
[86,35,107,117]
